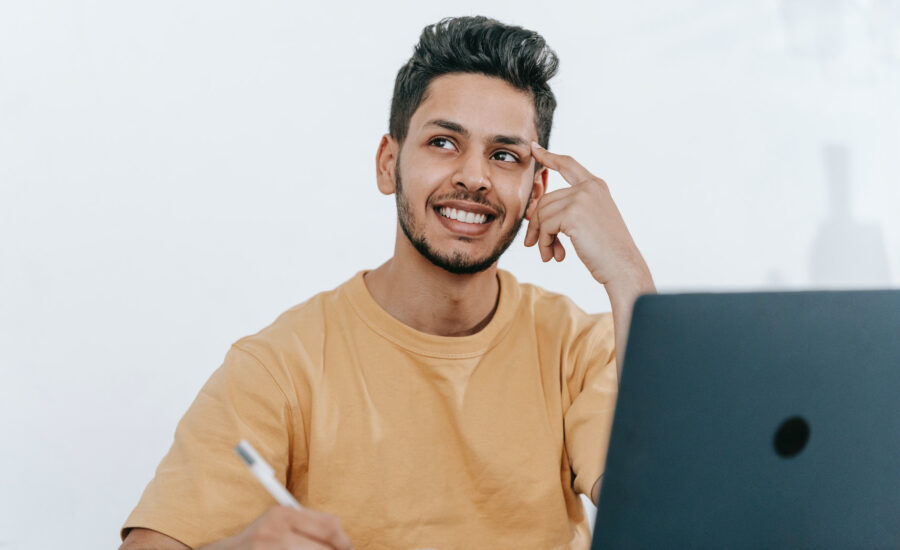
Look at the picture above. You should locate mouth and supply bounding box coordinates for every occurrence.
[435,206,495,225]
[432,203,498,237]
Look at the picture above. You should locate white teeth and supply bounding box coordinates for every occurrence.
[439,207,488,224]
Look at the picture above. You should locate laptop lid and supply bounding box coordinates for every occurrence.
[592,290,900,549]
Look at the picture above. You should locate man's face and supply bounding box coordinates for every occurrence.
[386,73,546,275]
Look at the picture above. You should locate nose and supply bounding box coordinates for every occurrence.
[453,149,491,193]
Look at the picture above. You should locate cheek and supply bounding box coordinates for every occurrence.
[516,179,537,209]
[400,172,442,211]
[405,164,455,198]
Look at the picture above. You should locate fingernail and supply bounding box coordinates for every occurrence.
[531,141,544,150]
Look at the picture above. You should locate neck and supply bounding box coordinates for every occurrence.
[364,230,501,337]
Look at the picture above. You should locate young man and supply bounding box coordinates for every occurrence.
[121,16,655,550]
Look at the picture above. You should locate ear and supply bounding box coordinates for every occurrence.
[375,134,400,195]
[524,166,548,220]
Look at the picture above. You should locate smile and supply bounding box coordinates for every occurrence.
[437,207,490,224]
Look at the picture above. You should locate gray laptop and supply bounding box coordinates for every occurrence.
[592,290,900,549]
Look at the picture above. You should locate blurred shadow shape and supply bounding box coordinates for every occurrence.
[809,143,891,288]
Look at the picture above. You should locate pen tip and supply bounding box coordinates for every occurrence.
[234,441,255,466]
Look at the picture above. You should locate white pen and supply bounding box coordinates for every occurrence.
[237,439,438,549]
[234,439,303,509]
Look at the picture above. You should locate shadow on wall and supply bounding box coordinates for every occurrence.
[808,143,892,288]
[778,1,897,288]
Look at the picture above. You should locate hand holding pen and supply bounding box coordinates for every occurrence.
[224,440,354,550]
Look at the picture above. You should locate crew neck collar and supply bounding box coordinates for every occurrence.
[342,269,521,358]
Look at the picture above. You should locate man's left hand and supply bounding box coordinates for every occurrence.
[524,142,649,287]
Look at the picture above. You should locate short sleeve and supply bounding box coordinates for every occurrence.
[121,344,300,548]
[563,312,618,499]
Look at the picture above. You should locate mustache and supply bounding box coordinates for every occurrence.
[426,191,506,217]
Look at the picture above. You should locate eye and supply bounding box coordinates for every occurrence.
[429,137,457,151]
[492,150,519,163]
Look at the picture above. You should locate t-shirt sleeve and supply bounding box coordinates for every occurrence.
[121,344,302,548]
[563,312,618,499]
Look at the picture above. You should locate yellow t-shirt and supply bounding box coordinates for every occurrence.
[123,270,617,550]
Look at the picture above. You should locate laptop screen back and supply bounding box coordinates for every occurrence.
[592,290,900,549]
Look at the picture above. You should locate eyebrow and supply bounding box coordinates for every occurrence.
[425,119,529,148]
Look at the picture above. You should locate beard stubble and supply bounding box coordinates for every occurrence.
[394,164,527,275]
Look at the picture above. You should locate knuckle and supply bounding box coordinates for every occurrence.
[271,505,287,516]
[325,516,343,536]
[250,525,277,547]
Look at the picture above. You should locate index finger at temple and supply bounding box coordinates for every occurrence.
[530,142,593,186]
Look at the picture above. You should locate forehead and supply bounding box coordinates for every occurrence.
[409,73,538,141]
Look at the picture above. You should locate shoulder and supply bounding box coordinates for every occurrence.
[507,272,613,328]
[227,273,360,380]
[501,271,615,355]
[240,274,354,342]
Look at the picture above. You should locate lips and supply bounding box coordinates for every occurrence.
[432,198,500,217]
[433,205,496,236]
[438,206,489,224]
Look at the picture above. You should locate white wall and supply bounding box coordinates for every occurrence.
[1,1,897,548]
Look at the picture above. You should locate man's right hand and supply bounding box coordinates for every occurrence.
[218,505,354,550]
[120,505,354,550]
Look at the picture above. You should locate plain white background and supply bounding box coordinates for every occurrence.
[1,1,898,548]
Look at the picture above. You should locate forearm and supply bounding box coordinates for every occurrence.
[605,263,656,381]
[197,536,239,550]
[119,528,191,550]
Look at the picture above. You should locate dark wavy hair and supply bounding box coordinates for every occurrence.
[389,16,559,149]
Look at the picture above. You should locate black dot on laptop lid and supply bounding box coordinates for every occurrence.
[773,416,810,458]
